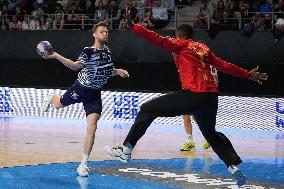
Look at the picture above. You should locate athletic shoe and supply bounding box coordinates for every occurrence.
[42,93,53,112]
[203,140,211,149]
[77,164,90,177]
[104,146,131,163]
[180,142,195,151]
[228,165,247,187]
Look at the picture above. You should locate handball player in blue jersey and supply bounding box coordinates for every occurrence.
[41,21,129,177]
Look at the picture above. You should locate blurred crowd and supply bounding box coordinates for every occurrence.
[193,0,284,39]
[0,0,176,30]
[0,0,283,40]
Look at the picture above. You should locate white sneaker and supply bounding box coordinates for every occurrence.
[228,165,247,187]
[42,93,53,112]
[77,164,90,177]
[104,146,131,163]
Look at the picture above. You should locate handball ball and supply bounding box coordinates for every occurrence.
[37,41,53,57]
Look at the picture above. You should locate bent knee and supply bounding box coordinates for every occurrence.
[52,95,63,109]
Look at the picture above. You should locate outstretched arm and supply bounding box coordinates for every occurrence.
[208,52,268,84]
[131,23,183,52]
[112,68,129,78]
[43,52,83,71]
[248,66,268,84]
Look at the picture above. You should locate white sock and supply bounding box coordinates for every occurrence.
[122,143,133,154]
[80,153,89,166]
[228,165,239,174]
[187,134,193,143]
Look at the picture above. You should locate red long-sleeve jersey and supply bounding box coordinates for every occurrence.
[131,24,251,92]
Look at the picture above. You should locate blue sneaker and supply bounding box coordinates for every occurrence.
[229,165,247,187]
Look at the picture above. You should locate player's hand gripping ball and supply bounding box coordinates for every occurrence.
[37,41,53,57]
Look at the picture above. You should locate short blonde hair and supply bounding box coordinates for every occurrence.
[92,21,108,33]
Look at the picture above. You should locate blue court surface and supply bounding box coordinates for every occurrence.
[1,116,284,189]
[0,157,284,189]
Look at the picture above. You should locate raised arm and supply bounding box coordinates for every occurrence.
[208,51,268,84]
[44,52,83,71]
[131,23,183,52]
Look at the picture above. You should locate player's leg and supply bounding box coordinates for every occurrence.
[105,90,207,162]
[77,88,102,177]
[189,115,211,149]
[77,112,100,177]
[180,115,195,151]
[192,94,246,186]
[42,82,80,111]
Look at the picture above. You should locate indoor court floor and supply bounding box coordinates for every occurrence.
[0,116,284,189]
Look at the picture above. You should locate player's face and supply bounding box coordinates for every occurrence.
[94,26,109,44]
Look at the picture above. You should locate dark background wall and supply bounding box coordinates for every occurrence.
[0,30,283,96]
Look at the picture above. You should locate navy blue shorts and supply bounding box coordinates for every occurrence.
[60,81,102,116]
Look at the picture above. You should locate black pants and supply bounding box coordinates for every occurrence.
[123,90,242,167]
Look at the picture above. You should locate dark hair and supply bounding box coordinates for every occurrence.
[92,21,108,33]
[176,24,193,39]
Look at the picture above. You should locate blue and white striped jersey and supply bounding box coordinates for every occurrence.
[77,46,114,89]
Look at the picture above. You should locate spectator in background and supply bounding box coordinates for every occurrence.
[226,0,239,14]
[142,8,155,29]
[212,0,225,23]
[53,3,65,30]
[1,4,10,15]
[263,13,273,29]
[82,0,95,19]
[119,15,128,29]
[1,4,10,30]
[240,2,253,25]
[9,14,22,30]
[31,2,45,19]
[273,12,284,41]
[82,0,95,29]
[161,0,175,13]
[29,15,39,30]
[193,0,211,29]
[55,3,66,14]
[107,0,121,29]
[15,5,25,22]
[120,0,138,28]
[219,11,235,30]
[21,15,29,30]
[226,0,240,29]
[37,15,49,30]
[251,12,264,29]
[94,1,106,23]
[53,12,64,30]
[273,0,284,12]
[121,0,138,22]
[150,0,169,29]
[66,3,82,29]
